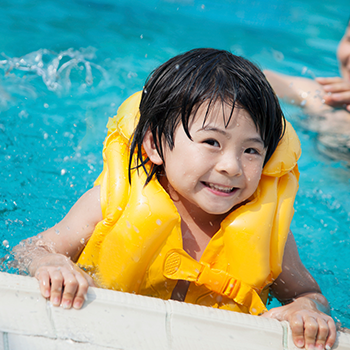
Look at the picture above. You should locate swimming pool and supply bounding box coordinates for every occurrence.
[0,0,349,328]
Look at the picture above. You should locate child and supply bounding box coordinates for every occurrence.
[15,48,336,350]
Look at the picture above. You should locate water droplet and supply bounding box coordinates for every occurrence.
[2,240,9,248]
[61,169,67,176]
[272,49,284,62]
[133,255,140,262]
[80,238,85,244]
[156,219,162,226]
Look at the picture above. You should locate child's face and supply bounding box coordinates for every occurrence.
[146,102,267,220]
[337,25,350,81]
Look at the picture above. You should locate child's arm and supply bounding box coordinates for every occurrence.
[13,185,103,309]
[262,231,336,350]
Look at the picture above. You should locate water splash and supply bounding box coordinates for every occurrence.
[301,66,316,79]
[0,47,108,94]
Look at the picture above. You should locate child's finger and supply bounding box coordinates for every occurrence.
[60,270,79,309]
[303,316,319,349]
[315,318,329,349]
[49,269,64,306]
[35,269,51,298]
[289,314,305,348]
[326,319,337,350]
[72,271,91,309]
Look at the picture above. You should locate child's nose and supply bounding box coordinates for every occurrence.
[215,155,242,177]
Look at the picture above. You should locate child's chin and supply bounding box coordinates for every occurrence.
[202,206,233,216]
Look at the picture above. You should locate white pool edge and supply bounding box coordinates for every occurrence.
[0,272,349,350]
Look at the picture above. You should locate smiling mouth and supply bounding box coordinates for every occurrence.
[203,182,237,193]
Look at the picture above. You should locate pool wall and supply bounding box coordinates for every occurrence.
[0,272,349,350]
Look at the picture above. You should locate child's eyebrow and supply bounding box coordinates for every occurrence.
[245,137,265,146]
[197,126,230,137]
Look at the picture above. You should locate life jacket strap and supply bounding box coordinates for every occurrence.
[163,249,267,315]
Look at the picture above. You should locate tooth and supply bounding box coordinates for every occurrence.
[208,183,232,193]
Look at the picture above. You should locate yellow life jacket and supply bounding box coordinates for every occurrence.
[77,91,301,316]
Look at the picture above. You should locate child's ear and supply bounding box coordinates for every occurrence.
[142,129,163,165]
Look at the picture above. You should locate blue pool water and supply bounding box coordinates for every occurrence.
[0,0,349,326]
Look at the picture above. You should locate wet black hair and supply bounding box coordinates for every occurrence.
[129,48,285,185]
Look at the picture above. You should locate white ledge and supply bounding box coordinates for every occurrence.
[0,272,349,350]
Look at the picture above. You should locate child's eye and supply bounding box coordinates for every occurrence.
[245,148,259,155]
[203,139,220,147]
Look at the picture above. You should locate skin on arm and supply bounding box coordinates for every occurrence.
[264,70,350,113]
[263,70,328,111]
[262,231,336,350]
[13,185,103,309]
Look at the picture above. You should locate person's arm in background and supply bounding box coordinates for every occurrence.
[264,70,350,114]
[264,70,328,111]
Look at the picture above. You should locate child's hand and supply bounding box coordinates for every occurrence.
[34,253,95,309]
[316,77,350,112]
[262,295,336,350]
